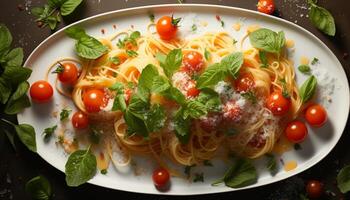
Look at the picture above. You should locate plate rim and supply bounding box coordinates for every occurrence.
[18,3,350,195]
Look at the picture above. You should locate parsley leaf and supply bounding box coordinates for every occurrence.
[43,125,57,141]
[191,24,197,32]
[311,57,319,65]
[126,50,138,57]
[241,91,257,104]
[60,108,71,121]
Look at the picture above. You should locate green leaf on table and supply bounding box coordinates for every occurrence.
[60,0,83,16]
[25,175,52,200]
[265,154,278,176]
[0,78,12,104]
[308,1,336,36]
[15,124,36,152]
[5,81,31,114]
[337,165,350,193]
[0,24,12,53]
[65,148,97,187]
[75,36,108,59]
[2,66,32,85]
[3,47,23,67]
[64,26,86,40]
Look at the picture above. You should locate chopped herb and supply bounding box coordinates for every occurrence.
[203,160,213,166]
[184,165,195,177]
[191,24,197,32]
[101,169,108,175]
[294,143,302,150]
[90,127,101,144]
[215,15,225,27]
[280,78,290,98]
[60,108,71,121]
[110,57,120,65]
[298,64,311,75]
[204,48,211,61]
[259,51,268,68]
[311,57,319,65]
[193,173,204,182]
[126,50,138,57]
[148,13,155,23]
[58,135,64,144]
[265,153,278,176]
[52,62,64,74]
[233,39,237,45]
[42,125,57,141]
[117,31,141,48]
[241,91,257,104]
[126,82,136,89]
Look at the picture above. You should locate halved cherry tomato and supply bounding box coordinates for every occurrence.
[152,168,170,188]
[156,16,180,40]
[266,90,290,116]
[285,120,308,143]
[55,62,79,84]
[234,73,255,92]
[82,89,108,113]
[257,0,275,15]
[305,104,327,127]
[187,87,200,98]
[72,111,89,129]
[30,80,54,103]
[182,51,204,73]
[306,180,324,199]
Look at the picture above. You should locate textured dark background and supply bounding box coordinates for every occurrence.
[0,0,350,199]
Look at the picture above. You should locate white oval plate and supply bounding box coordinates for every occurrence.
[18,4,349,195]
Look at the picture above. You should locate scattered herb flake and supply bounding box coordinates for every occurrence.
[101,169,108,175]
[191,24,197,32]
[193,173,204,182]
[294,143,302,150]
[184,165,195,177]
[241,91,257,104]
[60,108,71,121]
[43,125,57,141]
[204,48,211,61]
[311,57,319,65]
[126,50,138,57]
[233,39,237,45]
[298,64,311,75]
[203,160,213,166]
[148,13,155,23]
[110,56,120,65]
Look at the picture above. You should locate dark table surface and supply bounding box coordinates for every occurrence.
[0,0,350,199]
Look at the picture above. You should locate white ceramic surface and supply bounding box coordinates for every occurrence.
[18,4,349,195]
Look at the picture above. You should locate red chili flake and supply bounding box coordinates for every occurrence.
[17,4,24,11]
[101,29,105,34]
[113,24,117,29]
[215,15,221,21]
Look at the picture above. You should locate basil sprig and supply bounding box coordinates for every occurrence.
[196,52,244,89]
[31,0,84,30]
[249,28,285,54]
[25,175,52,200]
[307,0,336,36]
[65,147,97,187]
[337,165,350,193]
[299,75,317,103]
[156,49,182,78]
[212,158,257,188]
[65,26,108,59]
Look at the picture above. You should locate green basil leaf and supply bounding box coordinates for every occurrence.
[299,75,317,103]
[197,63,225,89]
[25,175,52,200]
[298,64,311,75]
[259,51,268,68]
[308,3,336,36]
[174,109,191,144]
[183,100,207,119]
[48,0,66,7]
[4,95,30,114]
[129,31,141,40]
[196,88,221,112]
[109,82,124,94]
[165,86,186,105]
[144,104,166,132]
[0,24,12,53]
[337,165,350,193]
[109,56,120,65]
[151,75,171,93]
[10,81,29,101]
[155,52,166,66]
[112,94,126,112]
[164,49,182,78]
[65,26,86,40]
[4,130,16,151]
[31,7,45,18]
[3,66,32,85]
[4,47,23,67]
[127,94,149,117]
[137,64,159,101]
[204,48,211,61]
[249,28,285,54]
[220,158,257,188]
[15,124,36,152]
[221,52,244,79]
[75,36,108,59]
[265,154,278,176]
[0,78,12,104]
[46,15,58,30]
[124,110,149,138]
[60,108,71,121]
[65,148,97,187]
[60,0,83,16]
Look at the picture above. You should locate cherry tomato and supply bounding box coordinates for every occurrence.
[199,113,222,132]
[72,111,89,129]
[30,80,54,103]
[152,168,170,188]
[187,87,200,98]
[306,180,324,199]
[182,51,204,73]
[305,104,327,127]
[266,90,290,116]
[223,100,242,122]
[82,89,108,113]
[56,62,79,84]
[234,73,255,92]
[285,120,308,143]
[156,16,180,40]
[257,0,275,15]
